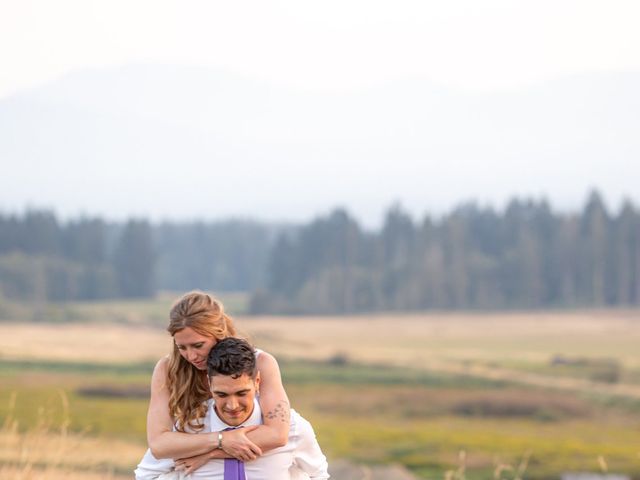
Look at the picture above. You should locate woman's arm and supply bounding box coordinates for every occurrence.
[246,351,290,448]
[146,357,261,460]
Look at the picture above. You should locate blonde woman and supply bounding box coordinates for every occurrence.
[146,291,290,475]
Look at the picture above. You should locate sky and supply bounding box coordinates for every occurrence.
[1,0,639,225]
[3,0,640,97]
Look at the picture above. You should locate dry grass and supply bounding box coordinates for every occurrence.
[0,391,142,480]
[243,310,640,398]
[0,323,171,363]
[2,309,640,398]
[243,310,640,365]
[3,309,639,365]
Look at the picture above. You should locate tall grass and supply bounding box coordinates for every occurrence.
[0,392,135,479]
[1,391,69,478]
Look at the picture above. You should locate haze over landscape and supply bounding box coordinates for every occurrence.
[2,65,638,226]
[1,1,639,226]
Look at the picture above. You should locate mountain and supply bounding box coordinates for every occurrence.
[1,65,638,224]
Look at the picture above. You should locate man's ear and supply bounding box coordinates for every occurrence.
[255,371,261,392]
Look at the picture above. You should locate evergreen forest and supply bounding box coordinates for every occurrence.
[1,190,638,314]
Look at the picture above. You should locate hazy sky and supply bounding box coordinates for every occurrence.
[3,0,640,97]
[1,1,639,225]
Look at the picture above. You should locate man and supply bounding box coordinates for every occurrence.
[135,337,329,480]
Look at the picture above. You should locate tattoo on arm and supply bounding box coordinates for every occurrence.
[265,401,290,423]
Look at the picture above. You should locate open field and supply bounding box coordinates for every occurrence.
[1,301,640,479]
[2,357,640,479]
[2,308,640,396]
[245,310,640,395]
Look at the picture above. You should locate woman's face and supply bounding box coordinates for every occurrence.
[174,326,217,370]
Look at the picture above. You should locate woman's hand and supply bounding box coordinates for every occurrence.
[175,450,212,476]
[221,426,262,461]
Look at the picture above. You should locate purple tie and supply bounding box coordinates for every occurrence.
[223,428,246,480]
[223,458,246,480]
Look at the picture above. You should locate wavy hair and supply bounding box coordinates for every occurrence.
[166,291,237,432]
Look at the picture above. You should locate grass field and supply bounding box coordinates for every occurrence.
[1,299,640,479]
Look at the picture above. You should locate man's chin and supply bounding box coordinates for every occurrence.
[222,413,248,426]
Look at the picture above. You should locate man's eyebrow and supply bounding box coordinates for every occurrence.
[212,389,250,395]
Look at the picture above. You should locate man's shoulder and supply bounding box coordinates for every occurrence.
[288,409,315,442]
[289,409,306,427]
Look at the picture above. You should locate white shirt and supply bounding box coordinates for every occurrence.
[135,400,329,480]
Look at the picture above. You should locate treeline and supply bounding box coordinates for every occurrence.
[0,212,277,302]
[0,212,154,301]
[1,191,639,314]
[251,191,640,313]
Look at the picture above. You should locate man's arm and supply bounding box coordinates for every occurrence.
[290,413,330,480]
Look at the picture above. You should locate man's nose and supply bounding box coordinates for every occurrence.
[227,396,239,410]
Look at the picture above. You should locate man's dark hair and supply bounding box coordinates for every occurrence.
[207,337,256,379]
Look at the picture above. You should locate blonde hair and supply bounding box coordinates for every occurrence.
[166,291,237,431]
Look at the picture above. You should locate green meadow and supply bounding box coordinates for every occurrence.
[2,357,640,479]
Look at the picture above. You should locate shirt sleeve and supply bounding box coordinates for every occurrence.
[134,448,176,480]
[290,414,330,480]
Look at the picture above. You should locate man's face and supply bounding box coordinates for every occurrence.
[209,372,260,426]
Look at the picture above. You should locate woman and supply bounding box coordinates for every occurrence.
[146,291,290,475]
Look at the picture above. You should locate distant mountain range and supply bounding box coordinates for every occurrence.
[1,65,638,223]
